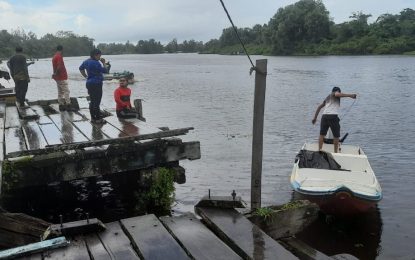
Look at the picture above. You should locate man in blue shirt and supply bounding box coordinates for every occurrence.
[79,49,108,123]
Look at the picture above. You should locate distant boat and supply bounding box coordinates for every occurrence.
[290,141,382,216]
[103,70,135,83]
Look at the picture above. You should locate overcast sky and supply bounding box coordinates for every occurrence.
[0,0,413,44]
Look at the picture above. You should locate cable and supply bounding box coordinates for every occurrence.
[339,98,357,121]
[219,0,256,71]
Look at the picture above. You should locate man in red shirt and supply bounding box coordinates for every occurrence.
[114,77,137,118]
[52,45,70,110]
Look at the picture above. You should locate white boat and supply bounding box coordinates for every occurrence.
[290,142,382,216]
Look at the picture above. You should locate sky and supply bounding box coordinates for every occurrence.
[0,0,413,44]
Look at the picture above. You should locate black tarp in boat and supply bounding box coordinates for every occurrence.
[296,150,342,170]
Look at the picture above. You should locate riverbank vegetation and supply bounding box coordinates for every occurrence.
[0,0,413,58]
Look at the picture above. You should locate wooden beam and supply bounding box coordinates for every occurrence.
[251,59,267,210]
[0,237,68,259]
[195,207,296,260]
[3,140,200,191]
[6,127,194,158]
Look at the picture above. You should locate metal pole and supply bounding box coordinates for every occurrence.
[251,59,267,210]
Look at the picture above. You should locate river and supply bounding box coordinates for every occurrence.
[2,53,414,259]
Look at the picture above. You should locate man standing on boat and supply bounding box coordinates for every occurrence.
[79,49,108,124]
[312,87,357,153]
[8,46,30,106]
[52,45,71,111]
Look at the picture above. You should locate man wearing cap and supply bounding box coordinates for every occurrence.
[312,87,357,153]
[8,46,30,106]
[79,49,108,124]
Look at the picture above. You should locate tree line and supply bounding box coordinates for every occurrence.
[207,0,415,55]
[0,0,414,58]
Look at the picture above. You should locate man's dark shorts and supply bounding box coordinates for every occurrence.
[320,114,340,138]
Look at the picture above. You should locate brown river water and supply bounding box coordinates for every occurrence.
[1,53,414,259]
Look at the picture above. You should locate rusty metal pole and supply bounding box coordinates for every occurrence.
[251,59,267,210]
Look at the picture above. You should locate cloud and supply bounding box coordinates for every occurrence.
[0,0,412,43]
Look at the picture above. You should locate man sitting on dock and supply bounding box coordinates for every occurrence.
[114,77,137,118]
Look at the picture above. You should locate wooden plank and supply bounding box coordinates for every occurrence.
[17,253,43,259]
[16,103,39,120]
[21,121,48,150]
[84,234,111,260]
[121,214,189,260]
[42,236,89,260]
[195,207,297,260]
[0,118,4,162]
[105,116,160,136]
[37,116,53,125]
[0,237,68,259]
[38,124,64,145]
[48,106,84,122]
[7,127,195,158]
[46,218,105,239]
[29,105,46,117]
[48,114,89,143]
[74,110,124,139]
[160,213,240,260]
[97,221,139,259]
[0,102,6,118]
[280,237,331,260]
[71,121,109,141]
[5,106,20,128]
[76,98,90,109]
[251,59,267,209]
[4,127,26,154]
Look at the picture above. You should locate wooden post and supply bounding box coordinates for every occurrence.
[251,59,267,210]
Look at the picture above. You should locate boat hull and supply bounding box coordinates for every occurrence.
[293,190,379,216]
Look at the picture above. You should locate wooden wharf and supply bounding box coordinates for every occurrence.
[0,94,200,195]
[5,197,358,260]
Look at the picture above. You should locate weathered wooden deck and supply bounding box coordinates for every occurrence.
[13,209,300,260]
[0,97,200,194]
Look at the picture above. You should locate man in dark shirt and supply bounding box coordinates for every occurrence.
[79,49,108,124]
[8,46,30,106]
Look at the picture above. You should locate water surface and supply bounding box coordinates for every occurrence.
[3,53,414,259]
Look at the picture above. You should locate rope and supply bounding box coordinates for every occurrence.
[339,98,357,121]
[219,0,256,73]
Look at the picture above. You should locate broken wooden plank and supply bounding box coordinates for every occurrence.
[97,221,139,259]
[7,127,195,158]
[21,121,48,150]
[5,106,20,128]
[195,207,297,260]
[160,213,240,260]
[84,233,111,260]
[0,237,68,259]
[4,128,26,154]
[121,214,189,260]
[48,114,89,143]
[0,213,52,249]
